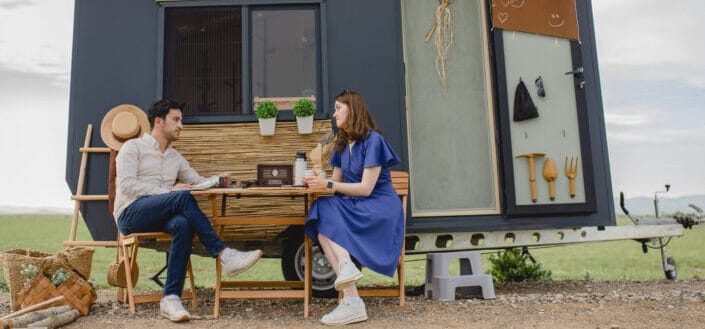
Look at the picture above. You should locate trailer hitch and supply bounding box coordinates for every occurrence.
[619,190,704,228]
[619,185,703,280]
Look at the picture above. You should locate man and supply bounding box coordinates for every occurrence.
[113,100,262,322]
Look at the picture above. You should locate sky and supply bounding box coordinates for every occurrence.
[0,0,703,210]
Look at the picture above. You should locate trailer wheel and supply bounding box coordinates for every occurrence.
[281,236,337,298]
[664,256,677,280]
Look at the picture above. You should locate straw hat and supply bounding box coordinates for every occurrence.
[100,104,150,150]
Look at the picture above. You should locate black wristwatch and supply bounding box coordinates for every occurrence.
[326,180,334,189]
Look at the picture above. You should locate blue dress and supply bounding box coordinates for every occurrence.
[305,131,404,277]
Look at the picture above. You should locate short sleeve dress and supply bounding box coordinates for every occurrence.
[304,130,404,277]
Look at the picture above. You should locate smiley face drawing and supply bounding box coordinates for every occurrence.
[548,11,565,28]
[492,0,578,40]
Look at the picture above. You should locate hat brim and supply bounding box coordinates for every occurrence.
[100,104,150,151]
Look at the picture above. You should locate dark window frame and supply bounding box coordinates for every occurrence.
[157,0,329,124]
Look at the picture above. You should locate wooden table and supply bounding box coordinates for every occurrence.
[192,187,329,318]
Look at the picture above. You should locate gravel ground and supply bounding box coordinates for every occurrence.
[3,280,705,328]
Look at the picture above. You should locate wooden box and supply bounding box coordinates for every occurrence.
[257,164,293,186]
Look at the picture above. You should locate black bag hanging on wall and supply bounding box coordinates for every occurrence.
[513,78,539,121]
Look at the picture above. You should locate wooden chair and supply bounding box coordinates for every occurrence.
[339,170,409,305]
[116,232,197,314]
[108,151,197,314]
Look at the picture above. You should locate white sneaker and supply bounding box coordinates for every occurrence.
[334,261,363,291]
[221,248,263,277]
[159,295,190,322]
[320,299,368,325]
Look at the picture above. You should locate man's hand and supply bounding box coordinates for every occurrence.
[172,183,193,191]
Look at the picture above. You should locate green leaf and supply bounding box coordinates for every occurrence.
[488,248,553,283]
[292,98,315,117]
[255,100,279,119]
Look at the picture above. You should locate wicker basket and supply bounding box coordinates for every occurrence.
[1,247,94,311]
[0,249,68,311]
[17,271,97,316]
[56,247,95,280]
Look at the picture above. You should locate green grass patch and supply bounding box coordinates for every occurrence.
[1,214,703,294]
[0,214,287,291]
[528,225,705,281]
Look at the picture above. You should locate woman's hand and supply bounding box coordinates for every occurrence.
[302,168,328,189]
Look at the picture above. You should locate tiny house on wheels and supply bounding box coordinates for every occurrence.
[65,0,696,295]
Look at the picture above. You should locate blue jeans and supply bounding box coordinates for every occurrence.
[117,190,226,297]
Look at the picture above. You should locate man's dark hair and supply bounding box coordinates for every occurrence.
[148,100,184,128]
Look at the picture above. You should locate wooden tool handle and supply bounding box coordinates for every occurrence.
[569,178,576,198]
[528,158,537,202]
[548,181,555,200]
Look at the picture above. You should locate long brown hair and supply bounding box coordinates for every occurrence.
[334,90,380,152]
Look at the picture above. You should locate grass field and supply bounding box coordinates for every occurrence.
[1,214,703,293]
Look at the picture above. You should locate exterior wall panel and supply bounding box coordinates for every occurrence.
[66,0,612,241]
[67,0,160,240]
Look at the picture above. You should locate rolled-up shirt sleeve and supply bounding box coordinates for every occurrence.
[176,153,207,186]
[116,141,170,197]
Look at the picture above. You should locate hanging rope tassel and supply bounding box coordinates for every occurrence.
[425,0,454,87]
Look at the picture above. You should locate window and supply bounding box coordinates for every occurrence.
[162,4,320,122]
[164,6,243,116]
[251,8,318,102]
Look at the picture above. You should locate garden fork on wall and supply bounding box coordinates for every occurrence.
[565,156,579,198]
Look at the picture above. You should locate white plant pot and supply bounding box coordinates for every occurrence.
[296,115,314,134]
[258,117,276,136]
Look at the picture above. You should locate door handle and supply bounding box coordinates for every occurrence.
[565,67,585,88]
[564,67,584,75]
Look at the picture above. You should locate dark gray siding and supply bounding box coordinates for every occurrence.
[578,0,615,222]
[67,0,159,240]
[325,0,408,168]
[66,0,612,241]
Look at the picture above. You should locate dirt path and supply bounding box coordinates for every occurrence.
[3,280,705,328]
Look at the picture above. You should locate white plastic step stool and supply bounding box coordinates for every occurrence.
[425,251,495,301]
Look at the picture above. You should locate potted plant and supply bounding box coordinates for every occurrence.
[293,97,315,134]
[255,100,279,136]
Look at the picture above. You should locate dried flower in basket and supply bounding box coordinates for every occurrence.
[51,268,71,287]
[20,264,39,286]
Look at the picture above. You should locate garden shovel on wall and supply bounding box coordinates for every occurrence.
[543,157,557,201]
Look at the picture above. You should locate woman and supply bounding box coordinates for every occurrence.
[303,90,404,326]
